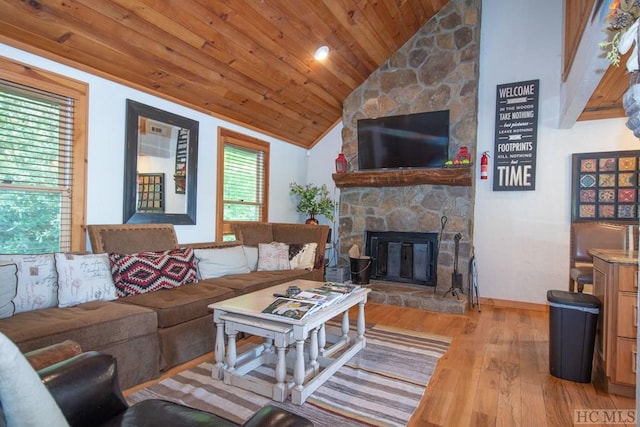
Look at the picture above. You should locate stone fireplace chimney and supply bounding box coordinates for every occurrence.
[334,0,480,294]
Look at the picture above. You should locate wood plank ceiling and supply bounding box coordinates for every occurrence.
[565,0,630,121]
[0,0,449,148]
[0,1,627,148]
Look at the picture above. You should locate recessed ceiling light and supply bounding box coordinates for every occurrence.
[314,45,329,61]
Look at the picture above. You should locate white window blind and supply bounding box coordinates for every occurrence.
[0,79,74,253]
[223,143,265,222]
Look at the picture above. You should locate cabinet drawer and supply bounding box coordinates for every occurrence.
[618,265,639,292]
[615,338,637,386]
[617,293,638,338]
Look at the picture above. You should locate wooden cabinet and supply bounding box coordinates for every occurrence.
[591,249,638,398]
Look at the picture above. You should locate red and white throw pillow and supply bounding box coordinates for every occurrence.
[109,248,198,297]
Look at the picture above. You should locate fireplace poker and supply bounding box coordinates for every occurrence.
[435,215,447,292]
[444,232,463,299]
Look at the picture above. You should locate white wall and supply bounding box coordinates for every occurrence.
[307,124,342,227]
[0,43,308,245]
[474,0,639,304]
[308,124,343,266]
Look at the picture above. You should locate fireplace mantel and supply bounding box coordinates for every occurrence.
[332,167,472,188]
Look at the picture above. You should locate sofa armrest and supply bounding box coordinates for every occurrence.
[39,352,129,427]
[25,340,82,371]
[242,405,313,427]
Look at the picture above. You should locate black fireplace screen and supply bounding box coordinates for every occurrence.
[365,231,438,286]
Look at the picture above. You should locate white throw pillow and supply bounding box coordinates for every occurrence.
[0,264,17,319]
[0,254,58,314]
[243,246,259,271]
[194,246,251,279]
[54,253,117,308]
[257,242,290,271]
[289,242,318,270]
[0,332,69,427]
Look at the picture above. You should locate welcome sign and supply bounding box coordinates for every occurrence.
[493,79,539,191]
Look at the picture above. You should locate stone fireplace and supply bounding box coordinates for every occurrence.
[333,0,480,300]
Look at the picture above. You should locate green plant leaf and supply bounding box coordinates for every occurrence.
[289,182,336,221]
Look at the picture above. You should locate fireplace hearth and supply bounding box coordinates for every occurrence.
[367,280,467,314]
[365,231,439,287]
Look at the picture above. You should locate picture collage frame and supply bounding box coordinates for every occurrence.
[571,150,640,223]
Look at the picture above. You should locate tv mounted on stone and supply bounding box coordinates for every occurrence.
[357,110,450,170]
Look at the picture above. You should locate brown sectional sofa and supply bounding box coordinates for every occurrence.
[0,222,329,390]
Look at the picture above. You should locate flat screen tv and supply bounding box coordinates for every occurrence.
[357,110,449,170]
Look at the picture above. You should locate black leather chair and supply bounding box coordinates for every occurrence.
[38,351,313,427]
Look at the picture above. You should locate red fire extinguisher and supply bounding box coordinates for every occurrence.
[480,151,489,180]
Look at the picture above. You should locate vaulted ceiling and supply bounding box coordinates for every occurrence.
[0,1,627,149]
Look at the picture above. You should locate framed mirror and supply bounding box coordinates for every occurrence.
[123,99,198,224]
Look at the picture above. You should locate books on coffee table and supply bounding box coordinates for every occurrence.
[317,282,360,294]
[261,282,360,320]
[261,298,318,320]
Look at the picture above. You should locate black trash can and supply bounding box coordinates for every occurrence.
[350,256,371,284]
[547,290,600,383]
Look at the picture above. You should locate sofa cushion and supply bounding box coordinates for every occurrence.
[243,246,259,271]
[288,243,317,270]
[201,269,314,295]
[0,301,157,353]
[115,283,234,328]
[109,248,198,297]
[0,264,17,319]
[0,254,58,314]
[257,242,290,271]
[194,246,250,279]
[54,253,117,308]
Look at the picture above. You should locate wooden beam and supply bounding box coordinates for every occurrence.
[332,167,473,188]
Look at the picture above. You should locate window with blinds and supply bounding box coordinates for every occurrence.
[0,76,81,253]
[216,128,269,240]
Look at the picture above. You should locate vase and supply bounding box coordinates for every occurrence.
[305,215,319,225]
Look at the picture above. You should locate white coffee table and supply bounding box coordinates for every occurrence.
[209,279,370,405]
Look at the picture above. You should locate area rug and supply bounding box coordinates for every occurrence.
[127,324,451,427]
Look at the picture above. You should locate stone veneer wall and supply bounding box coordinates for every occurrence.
[337,0,481,293]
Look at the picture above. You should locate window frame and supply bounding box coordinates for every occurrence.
[0,56,88,252]
[216,127,269,241]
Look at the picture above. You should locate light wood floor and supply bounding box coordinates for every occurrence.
[125,302,636,426]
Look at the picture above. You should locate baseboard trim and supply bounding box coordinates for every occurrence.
[479,297,548,312]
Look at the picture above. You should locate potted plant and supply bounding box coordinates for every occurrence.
[289,182,336,224]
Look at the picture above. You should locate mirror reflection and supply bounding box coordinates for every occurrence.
[123,100,198,224]
[137,117,188,212]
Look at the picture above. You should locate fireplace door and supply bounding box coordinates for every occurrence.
[365,231,438,286]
